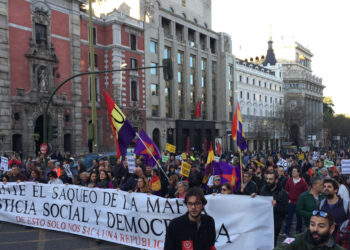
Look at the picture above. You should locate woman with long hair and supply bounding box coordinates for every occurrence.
[88,172,98,188]
[96,170,114,189]
[134,175,150,193]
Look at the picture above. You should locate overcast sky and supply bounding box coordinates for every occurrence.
[212,0,350,115]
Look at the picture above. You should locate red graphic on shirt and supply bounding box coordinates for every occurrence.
[182,240,193,250]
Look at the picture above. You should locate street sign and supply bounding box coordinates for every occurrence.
[40,143,48,154]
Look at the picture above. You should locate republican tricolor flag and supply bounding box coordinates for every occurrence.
[103,90,136,157]
[231,102,247,151]
[134,130,161,167]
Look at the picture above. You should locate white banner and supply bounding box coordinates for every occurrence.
[341,160,350,174]
[0,183,273,249]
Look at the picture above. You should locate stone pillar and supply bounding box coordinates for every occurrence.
[70,3,85,154]
[0,0,12,154]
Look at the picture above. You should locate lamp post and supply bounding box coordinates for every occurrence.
[88,0,98,152]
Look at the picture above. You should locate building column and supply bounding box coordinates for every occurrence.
[70,2,85,153]
[0,0,12,154]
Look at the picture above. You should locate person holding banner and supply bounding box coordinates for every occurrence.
[164,187,216,250]
[175,181,189,199]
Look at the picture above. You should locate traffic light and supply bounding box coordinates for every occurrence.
[52,125,58,139]
[162,58,173,81]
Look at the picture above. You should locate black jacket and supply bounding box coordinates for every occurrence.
[164,212,216,250]
[206,184,221,195]
[260,182,289,219]
[236,180,258,195]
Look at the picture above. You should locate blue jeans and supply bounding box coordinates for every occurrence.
[283,202,303,235]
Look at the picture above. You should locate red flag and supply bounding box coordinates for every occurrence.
[194,100,201,118]
[103,90,135,157]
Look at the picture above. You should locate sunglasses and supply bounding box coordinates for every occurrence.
[312,210,329,218]
[214,179,220,181]
[221,188,228,191]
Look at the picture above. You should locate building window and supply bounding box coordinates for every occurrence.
[131,81,138,101]
[150,62,157,75]
[201,77,205,87]
[246,77,249,84]
[190,55,196,68]
[229,65,233,75]
[178,72,183,83]
[259,94,262,101]
[152,105,159,117]
[130,34,137,50]
[164,46,171,59]
[88,26,97,45]
[279,86,282,92]
[240,91,243,99]
[265,96,267,102]
[247,107,250,115]
[151,84,158,96]
[177,51,184,65]
[270,97,272,103]
[212,61,216,74]
[253,94,256,101]
[130,58,137,69]
[190,74,194,85]
[253,79,255,85]
[259,81,261,87]
[88,76,100,102]
[269,83,272,89]
[239,75,242,82]
[150,41,157,54]
[35,23,47,45]
[201,58,206,71]
[264,82,267,88]
[247,92,250,100]
[88,53,98,67]
[212,79,216,90]
[280,99,282,105]
[229,81,233,90]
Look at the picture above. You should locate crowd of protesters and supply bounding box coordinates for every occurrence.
[1,147,350,248]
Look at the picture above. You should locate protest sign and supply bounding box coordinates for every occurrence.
[341,160,350,174]
[0,183,273,250]
[161,155,169,163]
[214,156,220,162]
[175,155,182,161]
[181,153,187,160]
[165,143,176,153]
[127,156,136,173]
[324,160,334,168]
[0,157,8,172]
[180,162,191,177]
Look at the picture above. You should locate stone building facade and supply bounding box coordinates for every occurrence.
[0,0,146,156]
[235,40,285,151]
[140,0,235,152]
[276,41,324,147]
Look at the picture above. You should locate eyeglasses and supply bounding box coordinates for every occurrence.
[312,210,329,218]
[221,188,228,191]
[186,202,202,207]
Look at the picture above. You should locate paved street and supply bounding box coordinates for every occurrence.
[0,222,137,250]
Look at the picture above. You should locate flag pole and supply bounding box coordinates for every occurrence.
[135,132,169,181]
[238,148,243,183]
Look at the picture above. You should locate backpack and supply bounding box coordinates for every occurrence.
[336,219,350,249]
